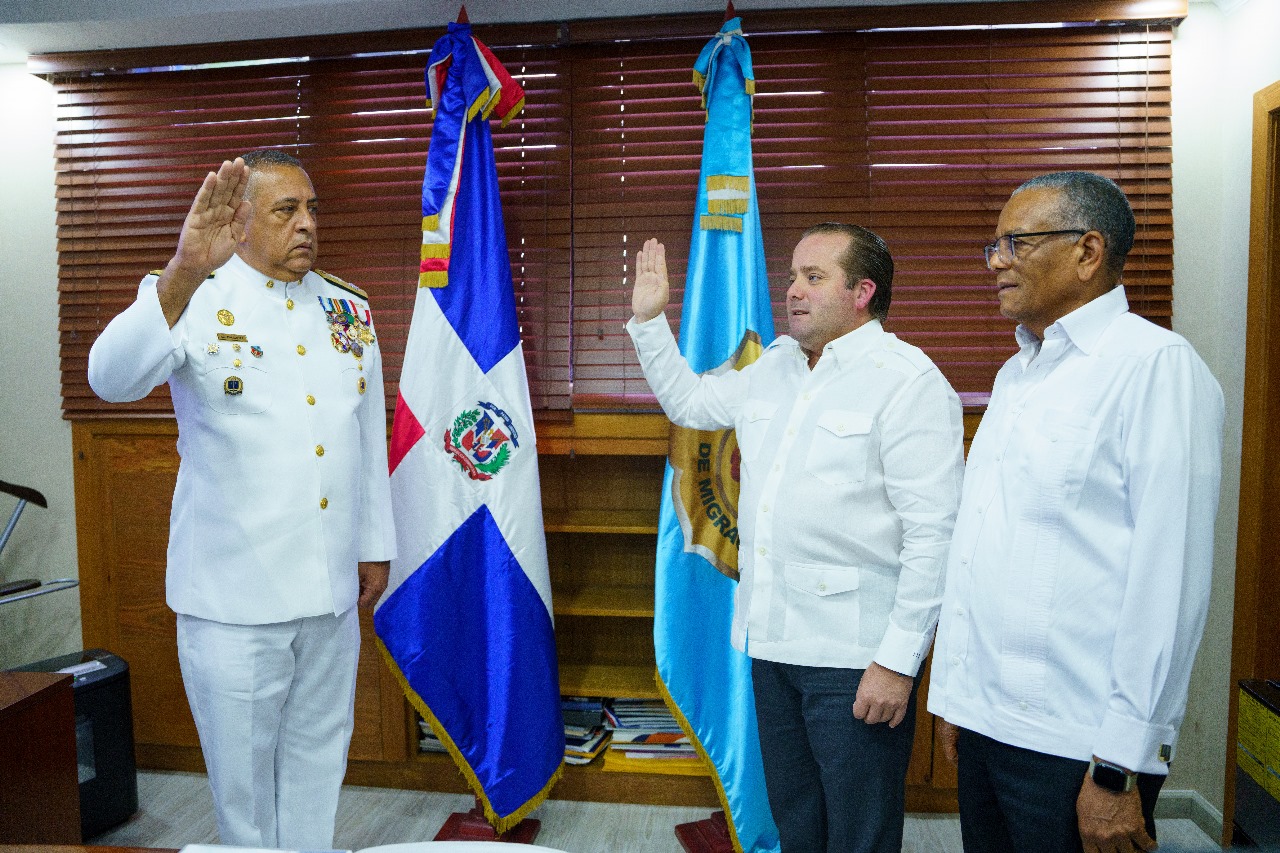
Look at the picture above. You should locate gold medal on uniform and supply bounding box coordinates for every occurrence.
[207,343,219,354]
[358,376,366,395]
[224,376,244,395]
[217,309,235,326]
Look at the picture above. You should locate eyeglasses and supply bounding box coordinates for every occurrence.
[983,230,1087,270]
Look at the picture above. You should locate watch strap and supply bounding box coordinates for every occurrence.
[1088,757,1137,793]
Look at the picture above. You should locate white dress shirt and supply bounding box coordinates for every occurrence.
[88,253,396,625]
[628,314,963,675]
[927,286,1223,775]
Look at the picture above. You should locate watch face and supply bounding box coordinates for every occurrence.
[1092,762,1131,793]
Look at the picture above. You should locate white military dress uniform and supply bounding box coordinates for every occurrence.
[88,251,396,848]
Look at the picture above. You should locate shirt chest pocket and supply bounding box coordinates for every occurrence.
[806,411,873,486]
[199,362,273,416]
[736,400,776,463]
[1025,408,1101,496]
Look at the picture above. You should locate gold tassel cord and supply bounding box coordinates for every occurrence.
[700,215,744,232]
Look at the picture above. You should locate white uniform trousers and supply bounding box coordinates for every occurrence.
[176,607,360,849]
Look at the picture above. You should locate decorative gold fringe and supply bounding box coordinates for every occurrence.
[744,79,756,96]
[376,639,563,834]
[480,88,502,121]
[498,96,526,128]
[423,214,440,232]
[421,243,451,260]
[692,69,706,92]
[700,215,743,232]
[467,91,489,123]
[706,175,749,193]
[419,271,449,288]
[656,673,746,853]
[707,198,748,215]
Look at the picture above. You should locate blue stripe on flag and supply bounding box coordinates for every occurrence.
[374,505,562,817]
[431,111,520,374]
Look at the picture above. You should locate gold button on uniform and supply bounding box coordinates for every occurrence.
[319,497,328,509]
[297,344,306,355]
[232,359,242,367]
[306,395,316,405]
[287,299,295,310]
[315,445,325,457]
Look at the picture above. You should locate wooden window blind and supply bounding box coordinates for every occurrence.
[568,25,1172,408]
[43,3,1177,418]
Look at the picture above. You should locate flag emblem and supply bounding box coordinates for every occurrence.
[443,401,519,481]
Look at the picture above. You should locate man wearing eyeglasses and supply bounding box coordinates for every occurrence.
[927,171,1223,853]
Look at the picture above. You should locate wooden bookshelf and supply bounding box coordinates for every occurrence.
[72,411,981,810]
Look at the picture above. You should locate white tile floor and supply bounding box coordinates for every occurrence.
[89,769,1224,852]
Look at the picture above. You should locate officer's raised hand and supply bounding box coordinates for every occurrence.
[157,158,251,326]
[632,237,670,323]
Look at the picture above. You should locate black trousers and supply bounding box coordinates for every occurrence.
[752,658,918,853]
[956,727,1166,853]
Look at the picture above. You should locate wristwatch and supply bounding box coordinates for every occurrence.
[1089,757,1137,793]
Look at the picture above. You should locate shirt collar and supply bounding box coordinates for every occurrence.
[825,318,884,366]
[1015,284,1129,356]
[771,318,885,367]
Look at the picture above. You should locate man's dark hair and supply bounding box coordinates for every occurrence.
[239,148,305,171]
[1013,171,1135,279]
[801,222,894,322]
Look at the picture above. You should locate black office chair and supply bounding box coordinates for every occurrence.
[0,479,78,605]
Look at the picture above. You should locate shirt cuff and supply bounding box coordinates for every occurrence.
[1093,709,1176,775]
[625,312,668,337]
[874,621,934,678]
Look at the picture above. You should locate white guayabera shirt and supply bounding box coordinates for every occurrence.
[628,313,964,677]
[928,285,1224,775]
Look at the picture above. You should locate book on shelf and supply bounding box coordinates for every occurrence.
[599,749,707,776]
[564,724,610,765]
[561,695,609,729]
[417,718,448,754]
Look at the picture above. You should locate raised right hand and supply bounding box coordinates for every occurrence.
[175,158,251,275]
[158,158,251,326]
[632,237,670,323]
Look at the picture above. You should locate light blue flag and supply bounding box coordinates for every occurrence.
[655,17,781,853]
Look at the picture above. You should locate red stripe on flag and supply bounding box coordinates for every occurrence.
[389,389,426,475]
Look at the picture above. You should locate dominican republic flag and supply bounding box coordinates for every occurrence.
[656,17,780,853]
[375,21,563,833]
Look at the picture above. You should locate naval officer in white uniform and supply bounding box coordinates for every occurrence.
[88,150,396,849]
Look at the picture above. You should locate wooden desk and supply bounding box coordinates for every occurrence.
[0,848,172,853]
[0,672,83,844]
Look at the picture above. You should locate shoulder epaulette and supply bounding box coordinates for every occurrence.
[147,270,215,280]
[315,269,368,300]
[878,337,935,377]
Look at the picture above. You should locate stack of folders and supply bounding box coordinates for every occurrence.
[417,717,447,754]
[601,698,703,774]
[563,696,610,765]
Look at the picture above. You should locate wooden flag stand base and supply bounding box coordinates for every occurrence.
[433,800,540,843]
[675,810,734,853]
